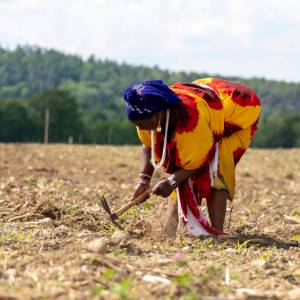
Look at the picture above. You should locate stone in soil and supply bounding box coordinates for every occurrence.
[86,237,111,253]
[110,231,130,245]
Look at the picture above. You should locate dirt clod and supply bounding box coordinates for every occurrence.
[56,224,71,236]
[86,238,111,253]
[111,230,130,245]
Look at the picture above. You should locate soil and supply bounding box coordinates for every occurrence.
[0,144,299,299]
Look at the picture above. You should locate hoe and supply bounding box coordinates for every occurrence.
[97,186,153,229]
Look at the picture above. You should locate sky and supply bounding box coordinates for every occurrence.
[0,0,300,82]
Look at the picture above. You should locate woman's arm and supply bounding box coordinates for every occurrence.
[172,168,197,186]
[129,146,154,201]
[152,168,198,198]
[139,145,154,177]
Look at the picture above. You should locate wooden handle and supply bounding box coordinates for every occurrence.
[114,186,153,217]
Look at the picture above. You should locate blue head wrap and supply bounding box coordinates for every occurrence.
[123,80,180,120]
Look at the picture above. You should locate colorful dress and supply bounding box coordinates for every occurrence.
[137,78,261,235]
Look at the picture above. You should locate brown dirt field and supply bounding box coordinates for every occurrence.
[0,144,299,300]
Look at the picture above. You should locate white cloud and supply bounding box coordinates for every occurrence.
[0,0,300,81]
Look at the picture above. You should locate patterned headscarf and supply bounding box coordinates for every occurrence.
[123,80,180,120]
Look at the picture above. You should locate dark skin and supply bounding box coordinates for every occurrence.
[129,109,227,232]
[208,190,228,231]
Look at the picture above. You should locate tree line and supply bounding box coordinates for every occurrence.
[0,46,300,147]
[0,89,138,144]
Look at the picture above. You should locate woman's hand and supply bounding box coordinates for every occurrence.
[129,182,151,203]
[152,179,174,198]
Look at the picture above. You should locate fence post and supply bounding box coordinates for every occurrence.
[108,126,112,144]
[44,108,49,144]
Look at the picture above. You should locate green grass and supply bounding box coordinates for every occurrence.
[110,278,135,300]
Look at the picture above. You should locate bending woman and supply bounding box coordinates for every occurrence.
[123,78,261,236]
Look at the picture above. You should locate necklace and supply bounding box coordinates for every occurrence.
[150,109,170,169]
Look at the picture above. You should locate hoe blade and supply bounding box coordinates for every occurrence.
[96,194,123,230]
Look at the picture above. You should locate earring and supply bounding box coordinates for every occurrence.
[157,119,162,132]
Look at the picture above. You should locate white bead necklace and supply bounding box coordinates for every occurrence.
[150,109,170,169]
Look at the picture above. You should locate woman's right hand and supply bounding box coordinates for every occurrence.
[129,182,151,203]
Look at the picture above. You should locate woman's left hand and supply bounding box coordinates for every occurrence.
[152,179,174,197]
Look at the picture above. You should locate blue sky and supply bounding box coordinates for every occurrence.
[1,0,300,82]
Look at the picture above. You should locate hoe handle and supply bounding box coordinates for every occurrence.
[114,186,153,217]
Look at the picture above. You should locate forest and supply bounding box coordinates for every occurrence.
[0,46,300,147]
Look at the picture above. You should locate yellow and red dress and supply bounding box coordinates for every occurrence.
[137,78,261,235]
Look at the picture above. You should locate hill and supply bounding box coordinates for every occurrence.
[1,46,300,115]
[0,46,299,146]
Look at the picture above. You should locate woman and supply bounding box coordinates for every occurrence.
[123,78,261,236]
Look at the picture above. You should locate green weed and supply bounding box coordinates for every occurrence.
[101,223,117,235]
[90,285,104,297]
[257,248,274,262]
[51,271,60,281]
[292,210,300,217]
[0,231,32,245]
[66,190,77,198]
[184,291,199,300]
[61,203,80,215]
[110,277,134,300]
[248,202,257,213]
[102,268,116,281]
[122,208,139,218]
[26,178,38,187]
[142,202,152,210]
[235,240,257,254]
[172,273,190,287]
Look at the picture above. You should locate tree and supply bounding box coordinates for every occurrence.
[0,99,33,142]
[84,119,139,145]
[253,111,300,148]
[28,89,83,143]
